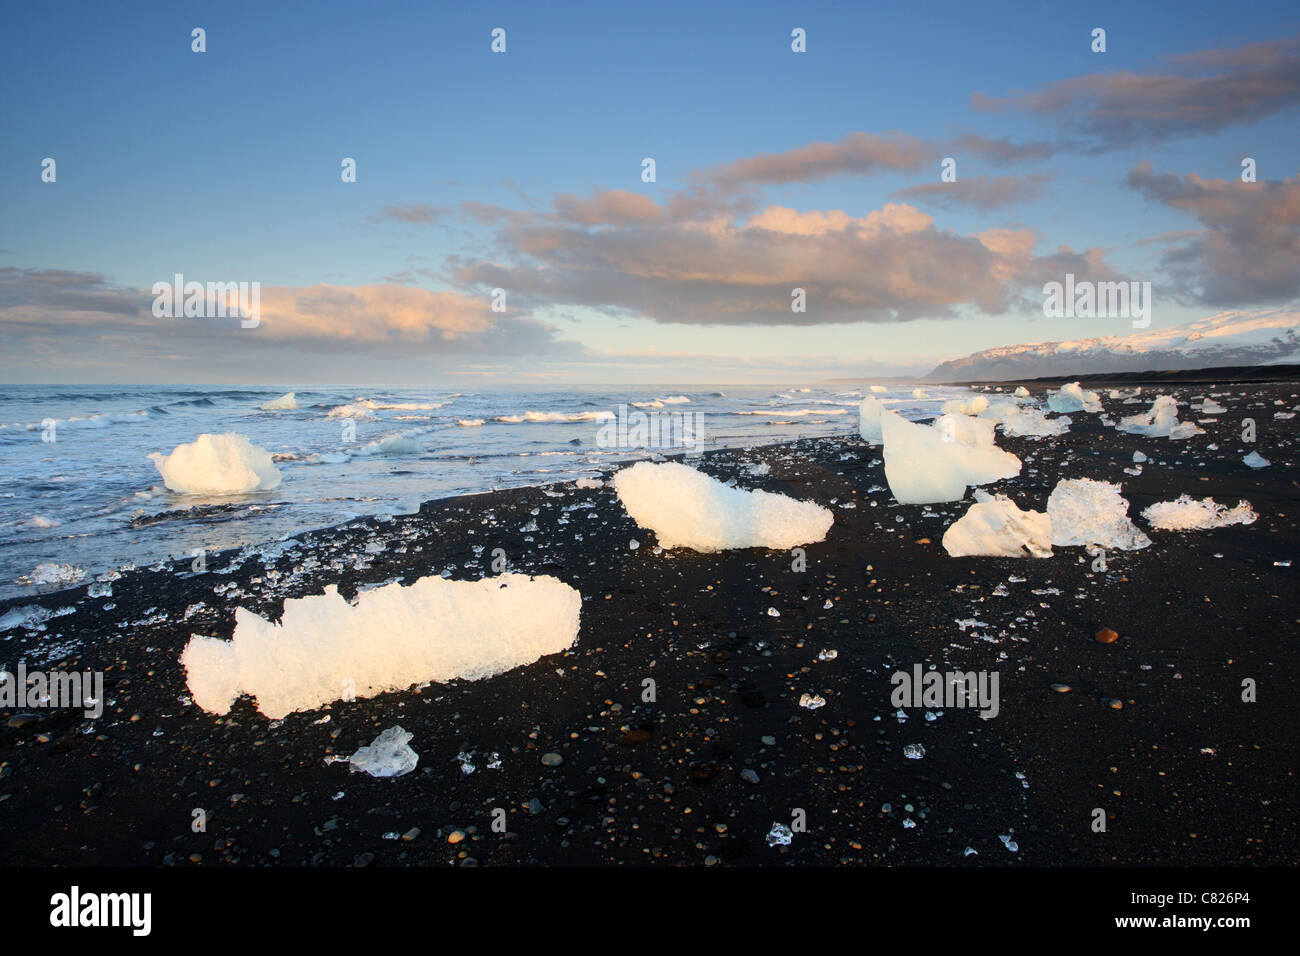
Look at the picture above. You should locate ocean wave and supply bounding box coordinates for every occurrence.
[494,411,615,423]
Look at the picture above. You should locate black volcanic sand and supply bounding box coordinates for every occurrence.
[1,381,1296,867]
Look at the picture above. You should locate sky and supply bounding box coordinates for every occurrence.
[1,0,1298,385]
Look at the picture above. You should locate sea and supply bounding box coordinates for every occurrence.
[0,382,980,600]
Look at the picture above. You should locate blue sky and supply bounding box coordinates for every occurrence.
[2,0,1298,383]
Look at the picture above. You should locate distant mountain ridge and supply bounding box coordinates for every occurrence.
[927,309,1300,382]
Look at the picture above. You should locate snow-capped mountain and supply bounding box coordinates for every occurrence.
[927,309,1300,381]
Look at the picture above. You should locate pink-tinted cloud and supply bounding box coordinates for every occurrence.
[973,34,1300,147]
[1127,161,1300,304]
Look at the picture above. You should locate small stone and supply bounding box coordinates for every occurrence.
[740,769,760,784]
[761,736,776,746]
[6,714,40,730]
[1050,683,1071,693]
[401,827,421,842]
[1095,628,1119,644]
[540,752,563,767]
[353,852,374,867]
[620,729,652,745]
[1107,699,1124,710]
[447,829,466,844]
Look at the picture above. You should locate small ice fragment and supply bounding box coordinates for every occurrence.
[766,823,794,846]
[799,693,826,709]
[999,834,1019,852]
[902,743,925,759]
[1243,451,1270,469]
[348,726,418,778]
[1141,496,1256,531]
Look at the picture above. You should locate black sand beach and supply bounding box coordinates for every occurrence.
[1,379,1296,867]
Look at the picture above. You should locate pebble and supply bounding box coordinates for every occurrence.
[447,829,466,844]
[401,827,421,842]
[740,769,760,784]
[1107,699,1124,710]
[761,736,776,746]
[1050,683,1071,693]
[5,714,40,730]
[540,753,563,767]
[1095,628,1119,644]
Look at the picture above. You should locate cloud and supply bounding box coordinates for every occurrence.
[1126,160,1300,304]
[0,268,586,377]
[447,193,1116,326]
[693,132,929,191]
[973,34,1300,148]
[688,130,1057,197]
[552,189,664,225]
[892,174,1051,210]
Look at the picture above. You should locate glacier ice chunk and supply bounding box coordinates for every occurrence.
[260,392,299,411]
[881,410,1021,505]
[858,396,885,443]
[182,573,581,718]
[1117,395,1204,439]
[1142,496,1257,531]
[1047,382,1102,414]
[612,461,832,551]
[1046,478,1151,550]
[148,433,282,495]
[942,493,1053,558]
[940,395,989,416]
[999,406,1071,438]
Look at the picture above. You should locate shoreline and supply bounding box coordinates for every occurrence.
[0,378,1295,866]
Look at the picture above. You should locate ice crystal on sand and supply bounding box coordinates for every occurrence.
[348,726,418,778]
[1142,496,1257,531]
[767,823,794,846]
